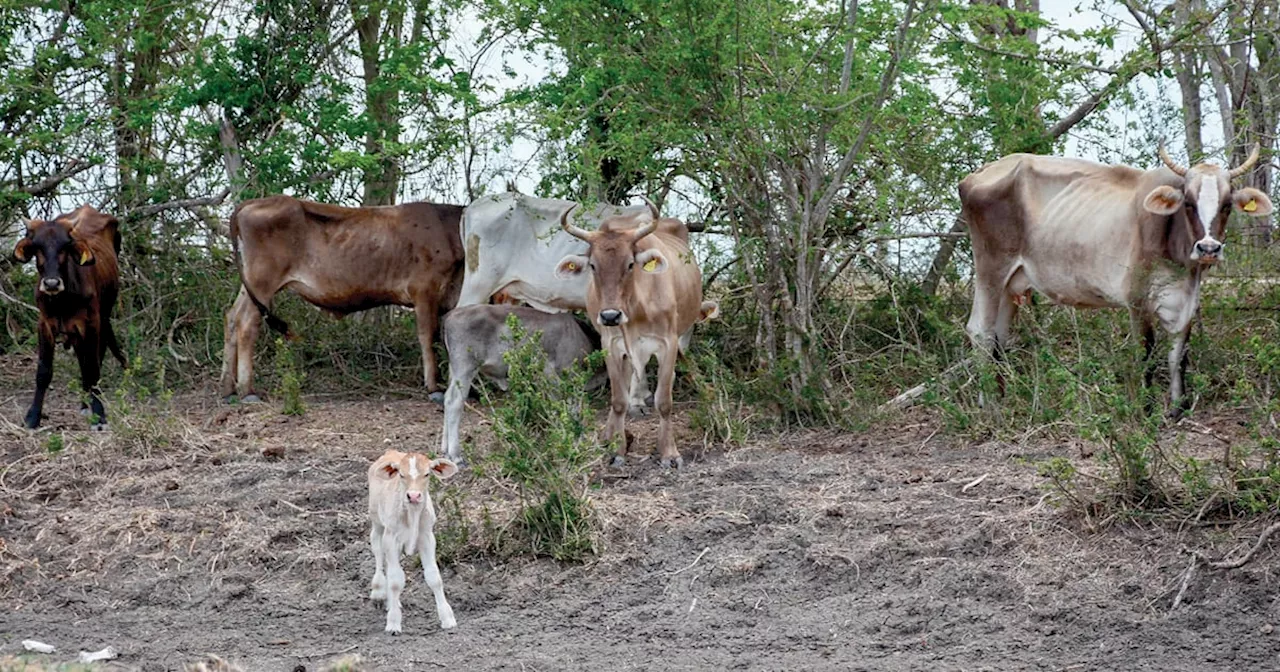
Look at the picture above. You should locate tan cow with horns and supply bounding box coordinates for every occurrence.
[961,143,1272,415]
[554,199,709,468]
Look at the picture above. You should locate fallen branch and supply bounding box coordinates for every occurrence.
[0,286,38,313]
[879,358,972,412]
[1174,521,1280,610]
[127,188,232,219]
[666,546,710,576]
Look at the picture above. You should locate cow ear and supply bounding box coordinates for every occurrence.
[381,462,400,477]
[1143,185,1184,215]
[699,300,720,322]
[428,458,458,480]
[71,240,95,266]
[556,255,589,279]
[1233,187,1274,217]
[635,249,668,274]
[12,238,33,263]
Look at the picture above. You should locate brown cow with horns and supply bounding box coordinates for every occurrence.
[220,195,464,402]
[13,205,126,430]
[554,199,709,468]
[961,143,1273,414]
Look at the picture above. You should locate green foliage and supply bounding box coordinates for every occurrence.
[274,337,305,416]
[44,432,63,454]
[481,314,605,561]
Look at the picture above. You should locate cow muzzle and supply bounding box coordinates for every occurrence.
[1192,239,1224,264]
[598,309,627,327]
[406,491,423,504]
[39,277,64,294]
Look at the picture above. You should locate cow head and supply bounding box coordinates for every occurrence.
[555,199,667,327]
[13,216,98,296]
[379,452,457,505]
[1146,143,1273,266]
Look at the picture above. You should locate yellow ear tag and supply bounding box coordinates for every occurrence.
[643,258,658,272]
[566,262,576,271]
[1244,199,1258,212]
[79,249,92,264]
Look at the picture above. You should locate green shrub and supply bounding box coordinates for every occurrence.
[274,337,305,416]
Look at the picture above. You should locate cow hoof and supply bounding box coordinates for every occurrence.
[645,393,655,407]
[611,455,626,468]
[385,625,401,635]
[369,589,386,601]
[429,391,445,405]
[90,422,109,432]
[628,405,651,418]
[660,456,684,470]
[23,414,40,430]
[439,613,457,630]
[241,394,262,404]
[1166,407,1188,421]
[79,405,91,417]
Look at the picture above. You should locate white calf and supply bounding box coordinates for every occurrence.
[367,449,458,634]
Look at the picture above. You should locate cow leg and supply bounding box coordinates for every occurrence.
[219,288,245,399]
[369,521,387,601]
[1129,309,1159,413]
[627,349,655,417]
[456,274,498,309]
[1167,322,1193,419]
[413,295,444,403]
[416,522,456,629]
[75,337,107,430]
[24,330,55,430]
[605,351,631,467]
[441,360,479,464]
[966,281,1003,406]
[381,529,405,634]
[228,289,264,402]
[655,338,682,469]
[991,293,1018,397]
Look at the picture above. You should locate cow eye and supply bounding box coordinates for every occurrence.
[628,260,635,271]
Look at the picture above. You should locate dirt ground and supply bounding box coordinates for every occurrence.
[1,365,1279,671]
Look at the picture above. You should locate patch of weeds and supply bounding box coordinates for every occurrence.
[274,337,305,416]
[686,352,750,449]
[110,353,180,454]
[44,433,63,454]
[480,313,606,561]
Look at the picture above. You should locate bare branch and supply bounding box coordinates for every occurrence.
[15,159,95,197]
[127,188,232,219]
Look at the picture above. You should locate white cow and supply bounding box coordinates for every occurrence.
[367,449,458,634]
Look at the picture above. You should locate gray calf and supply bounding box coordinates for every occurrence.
[439,305,602,463]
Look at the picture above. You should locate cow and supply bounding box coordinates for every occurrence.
[367,449,458,634]
[458,192,691,414]
[438,304,606,464]
[553,201,708,468]
[12,206,126,430]
[220,196,464,403]
[960,143,1272,415]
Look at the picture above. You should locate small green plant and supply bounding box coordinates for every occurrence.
[274,337,306,416]
[44,433,63,454]
[483,314,605,561]
[686,352,750,449]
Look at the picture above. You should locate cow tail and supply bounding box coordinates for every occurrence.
[104,319,127,368]
[230,208,295,340]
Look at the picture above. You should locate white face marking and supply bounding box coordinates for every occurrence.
[409,457,419,479]
[1197,177,1219,232]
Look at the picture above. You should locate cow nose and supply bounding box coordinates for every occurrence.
[40,278,63,292]
[1196,241,1223,258]
[406,491,423,504]
[598,309,623,326]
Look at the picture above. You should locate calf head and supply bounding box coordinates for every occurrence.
[378,452,458,505]
[1145,143,1273,265]
[13,217,98,296]
[555,199,668,327]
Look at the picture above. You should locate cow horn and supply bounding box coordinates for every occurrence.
[559,204,594,241]
[1229,144,1262,179]
[1158,141,1188,177]
[640,195,659,221]
[632,219,657,241]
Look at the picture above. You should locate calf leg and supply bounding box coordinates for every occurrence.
[24,331,55,429]
[416,524,456,629]
[369,521,387,601]
[381,530,406,634]
[75,338,107,430]
[413,294,443,402]
[654,339,682,469]
[441,360,479,464]
[219,289,244,399]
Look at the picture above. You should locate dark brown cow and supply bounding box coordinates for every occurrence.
[13,206,126,429]
[220,196,464,402]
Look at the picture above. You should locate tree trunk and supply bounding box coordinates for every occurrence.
[352,0,402,206]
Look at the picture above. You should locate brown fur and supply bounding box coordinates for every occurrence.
[220,195,464,399]
[12,205,125,428]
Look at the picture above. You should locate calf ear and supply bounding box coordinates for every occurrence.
[699,300,720,322]
[1143,185,1184,215]
[556,255,589,279]
[12,238,33,263]
[635,249,668,274]
[1233,187,1274,217]
[71,240,95,266]
[429,458,458,480]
